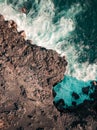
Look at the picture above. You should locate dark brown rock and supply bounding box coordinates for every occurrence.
[82,86,90,95]
[72,92,80,100]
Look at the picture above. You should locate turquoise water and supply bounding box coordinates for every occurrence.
[0,0,97,109]
[53,76,96,110]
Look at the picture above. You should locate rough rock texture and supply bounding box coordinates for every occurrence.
[0,14,68,130]
[0,14,97,130]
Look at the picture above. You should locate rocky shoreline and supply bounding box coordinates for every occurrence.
[0,14,97,130]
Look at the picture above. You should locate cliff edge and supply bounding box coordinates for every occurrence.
[0,14,67,130]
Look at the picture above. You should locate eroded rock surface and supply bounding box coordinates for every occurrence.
[0,14,97,130]
[0,14,68,130]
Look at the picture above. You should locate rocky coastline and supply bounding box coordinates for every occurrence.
[0,14,97,130]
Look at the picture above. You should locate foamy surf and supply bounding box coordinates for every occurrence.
[0,0,96,82]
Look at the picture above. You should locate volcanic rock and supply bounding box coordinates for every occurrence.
[82,86,90,95]
[72,92,80,100]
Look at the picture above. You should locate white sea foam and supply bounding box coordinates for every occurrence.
[0,0,97,81]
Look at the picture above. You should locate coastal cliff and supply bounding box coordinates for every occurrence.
[0,14,67,130]
[0,14,97,130]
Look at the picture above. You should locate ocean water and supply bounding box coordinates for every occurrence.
[0,0,97,109]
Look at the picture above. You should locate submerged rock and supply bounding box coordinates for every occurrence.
[82,86,90,95]
[53,76,97,112]
[72,92,80,100]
